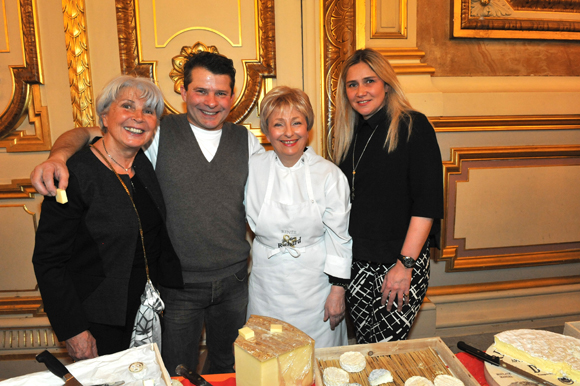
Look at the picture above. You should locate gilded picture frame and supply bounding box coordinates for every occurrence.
[453,0,580,40]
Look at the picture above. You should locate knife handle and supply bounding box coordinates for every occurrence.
[457,341,501,366]
[36,350,70,379]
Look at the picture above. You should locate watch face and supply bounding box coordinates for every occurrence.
[400,256,415,268]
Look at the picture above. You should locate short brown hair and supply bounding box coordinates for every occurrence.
[260,86,315,136]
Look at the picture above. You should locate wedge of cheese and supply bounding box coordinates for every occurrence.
[495,329,580,382]
[234,315,314,386]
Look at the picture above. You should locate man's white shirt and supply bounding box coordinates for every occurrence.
[144,121,264,168]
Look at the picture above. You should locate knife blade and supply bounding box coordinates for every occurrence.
[175,364,214,386]
[35,350,125,386]
[457,341,559,386]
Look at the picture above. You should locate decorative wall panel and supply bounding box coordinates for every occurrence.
[439,146,580,271]
[114,0,276,124]
[0,204,38,292]
[0,0,51,152]
[321,0,357,158]
[371,0,407,39]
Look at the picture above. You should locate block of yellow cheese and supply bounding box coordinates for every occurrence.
[234,315,314,386]
[56,189,68,204]
[239,327,255,340]
[495,329,580,382]
[270,324,283,333]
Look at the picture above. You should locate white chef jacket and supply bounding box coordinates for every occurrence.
[244,148,352,347]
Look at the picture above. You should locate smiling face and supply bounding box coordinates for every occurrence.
[266,107,309,167]
[180,66,235,131]
[345,61,389,120]
[101,87,158,151]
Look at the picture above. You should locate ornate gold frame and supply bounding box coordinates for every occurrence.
[453,0,580,40]
[114,0,276,123]
[439,145,580,271]
[0,0,51,152]
[431,114,580,132]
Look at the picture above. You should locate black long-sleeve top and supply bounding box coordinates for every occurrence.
[32,146,183,342]
[338,107,444,265]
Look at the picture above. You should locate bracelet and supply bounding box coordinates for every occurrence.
[330,281,349,289]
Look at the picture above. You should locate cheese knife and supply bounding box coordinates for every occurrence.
[36,350,125,386]
[175,364,214,386]
[457,341,560,386]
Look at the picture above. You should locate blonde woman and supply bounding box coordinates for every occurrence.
[245,86,352,348]
[333,49,443,343]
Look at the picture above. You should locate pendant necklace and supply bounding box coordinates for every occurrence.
[351,125,378,201]
[102,140,132,173]
[101,139,135,190]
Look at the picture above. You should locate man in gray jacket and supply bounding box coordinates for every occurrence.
[30,52,264,374]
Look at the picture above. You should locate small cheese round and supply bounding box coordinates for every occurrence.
[339,351,366,372]
[368,368,393,386]
[405,376,434,386]
[434,375,464,386]
[323,366,350,386]
[128,361,147,379]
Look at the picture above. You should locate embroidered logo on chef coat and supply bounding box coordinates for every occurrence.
[278,234,302,248]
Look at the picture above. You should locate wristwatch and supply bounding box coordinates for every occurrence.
[398,254,416,268]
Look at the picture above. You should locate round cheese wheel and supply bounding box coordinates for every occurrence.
[340,351,366,372]
[405,375,434,386]
[368,368,393,386]
[434,375,464,386]
[323,366,350,386]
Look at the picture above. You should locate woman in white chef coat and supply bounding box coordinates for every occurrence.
[245,86,353,348]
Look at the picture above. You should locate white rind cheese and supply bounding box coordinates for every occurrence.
[494,329,580,382]
[368,369,393,385]
[234,315,314,386]
[323,367,350,386]
[405,375,434,386]
[339,351,366,373]
[433,375,464,386]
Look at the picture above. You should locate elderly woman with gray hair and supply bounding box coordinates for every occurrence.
[32,75,182,361]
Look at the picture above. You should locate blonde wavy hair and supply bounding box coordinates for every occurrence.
[332,49,414,165]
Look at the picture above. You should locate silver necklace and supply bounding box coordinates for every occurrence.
[102,140,132,173]
[351,124,378,201]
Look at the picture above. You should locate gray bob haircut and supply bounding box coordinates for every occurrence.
[96,75,165,132]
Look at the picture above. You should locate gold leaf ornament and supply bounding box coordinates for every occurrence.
[169,42,220,94]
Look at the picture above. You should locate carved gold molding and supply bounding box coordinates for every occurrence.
[439,145,580,271]
[374,47,435,75]
[0,297,43,317]
[62,0,96,128]
[114,0,276,123]
[0,0,51,152]
[169,42,220,95]
[427,275,580,297]
[0,179,36,199]
[321,0,357,159]
[431,115,580,132]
